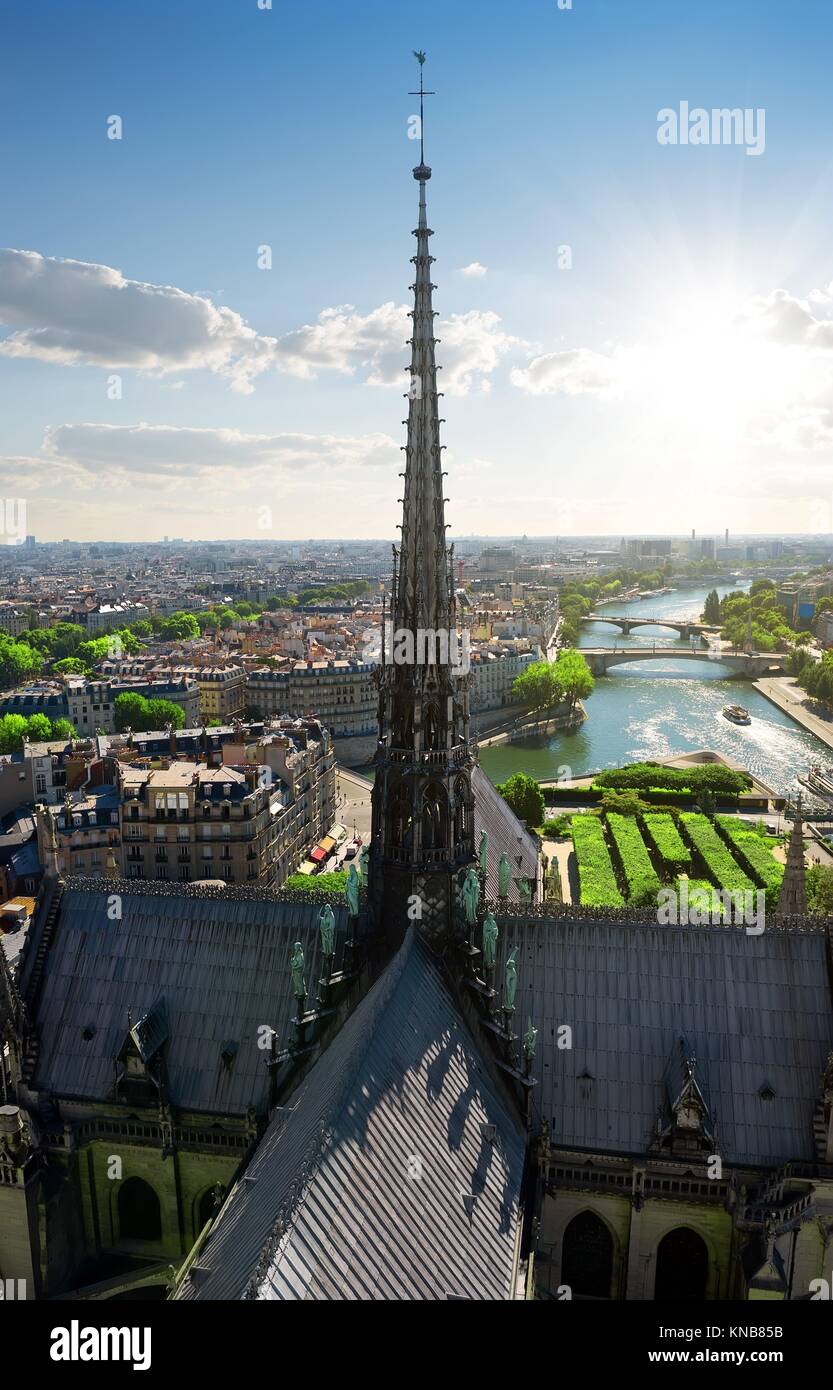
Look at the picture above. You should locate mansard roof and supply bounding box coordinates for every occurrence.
[175,929,526,1301]
[22,881,355,1117]
[491,911,833,1167]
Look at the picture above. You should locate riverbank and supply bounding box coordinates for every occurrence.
[754,676,833,753]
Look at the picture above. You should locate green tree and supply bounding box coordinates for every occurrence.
[146,698,185,730]
[0,633,43,686]
[0,715,29,753]
[702,589,721,624]
[53,657,89,676]
[114,692,150,732]
[552,648,594,711]
[807,863,833,915]
[496,772,545,827]
[158,612,200,641]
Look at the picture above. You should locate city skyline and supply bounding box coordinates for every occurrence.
[3,0,833,541]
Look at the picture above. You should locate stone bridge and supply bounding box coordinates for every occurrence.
[584,613,721,640]
[582,646,786,677]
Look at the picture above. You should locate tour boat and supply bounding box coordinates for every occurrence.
[722,703,751,725]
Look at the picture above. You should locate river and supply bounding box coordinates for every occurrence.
[479,582,826,797]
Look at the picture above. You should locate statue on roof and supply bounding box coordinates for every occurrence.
[462,866,480,925]
[518,875,532,904]
[523,1018,538,1064]
[498,853,512,899]
[345,862,361,917]
[478,830,489,875]
[290,942,306,999]
[358,843,369,887]
[482,911,498,970]
[318,904,335,957]
[504,948,518,1011]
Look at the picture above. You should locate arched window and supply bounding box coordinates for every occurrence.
[388,783,412,850]
[423,701,442,751]
[453,774,472,845]
[654,1227,709,1301]
[561,1210,614,1299]
[421,781,448,853]
[118,1177,162,1242]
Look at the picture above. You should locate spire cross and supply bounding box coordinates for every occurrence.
[409,51,435,165]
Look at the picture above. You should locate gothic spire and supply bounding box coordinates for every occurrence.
[395,53,452,640]
[777,794,807,917]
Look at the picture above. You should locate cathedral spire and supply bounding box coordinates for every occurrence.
[395,52,451,642]
[369,56,476,945]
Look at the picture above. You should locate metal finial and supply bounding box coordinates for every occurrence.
[409,51,434,167]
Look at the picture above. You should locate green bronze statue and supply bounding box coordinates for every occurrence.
[358,843,369,887]
[319,904,335,956]
[482,911,498,970]
[462,866,480,926]
[478,830,489,875]
[290,942,306,999]
[518,875,532,904]
[345,862,361,917]
[498,853,512,899]
[504,948,518,1011]
[523,1017,538,1063]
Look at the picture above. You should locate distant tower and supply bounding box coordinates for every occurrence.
[725,527,729,546]
[370,56,475,946]
[777,796,807,917]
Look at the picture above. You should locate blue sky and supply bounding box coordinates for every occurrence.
[2,0,833,540]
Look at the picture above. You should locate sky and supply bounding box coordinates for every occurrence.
[2,0,833,542]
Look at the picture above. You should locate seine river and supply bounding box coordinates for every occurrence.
[479,583,829,797]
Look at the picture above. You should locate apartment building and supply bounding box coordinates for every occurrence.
[64,676,201,735]
[31,717,335,887]
[173,665,246,722]
[245,658,376,737]
[469,644,538,712]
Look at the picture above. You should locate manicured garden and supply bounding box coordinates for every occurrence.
[715,816,784,906]
[606,813,661,906]
[678,814,756,896]
[571,815,624,907]
[567,805,783,912]
[642,813,692,875]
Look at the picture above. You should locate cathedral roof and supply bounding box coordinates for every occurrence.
[23,883,354,1117]
[492,912,833,1167]
[175,929,526,1301]
[472,764,540,900]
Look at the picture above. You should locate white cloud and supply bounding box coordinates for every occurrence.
[273,302,519,395]
[459,262,488,278]
[40,422,399,480]
[0,249,276,394]
[510,346,625,398]
[0,249,518,397]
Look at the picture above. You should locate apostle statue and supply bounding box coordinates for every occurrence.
[462,866,481,926]
[358,843,370,887]
[345,862,361,917]
[290,942,306,999]
[504,947,518,1012]
[498,853,512,899]
[482,911,498,970]
[523,1017,538,1064]
[318,904,335,957]
[478,830,489,875]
